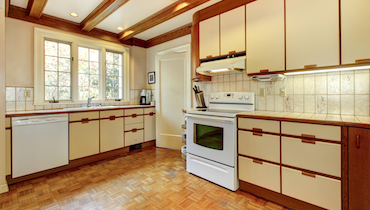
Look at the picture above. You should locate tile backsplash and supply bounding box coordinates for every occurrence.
[196,69,370,116]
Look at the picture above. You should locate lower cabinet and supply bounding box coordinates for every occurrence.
[125,123,144,146]
[69,121,100,160]
[100,118,124,153]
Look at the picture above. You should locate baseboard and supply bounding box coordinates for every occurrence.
[0,184,9,194]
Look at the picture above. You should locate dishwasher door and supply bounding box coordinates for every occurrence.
[12,114,69,178]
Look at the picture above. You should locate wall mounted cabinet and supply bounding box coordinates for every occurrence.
[220,6,245,55]
[199,16,220,59]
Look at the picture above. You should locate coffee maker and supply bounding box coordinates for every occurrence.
[140,89,152,105]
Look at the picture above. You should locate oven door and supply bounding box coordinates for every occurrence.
[186,114,236,167]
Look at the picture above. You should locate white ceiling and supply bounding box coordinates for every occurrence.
[9,0,222,41]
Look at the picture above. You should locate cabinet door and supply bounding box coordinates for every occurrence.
[220,6,245,55]
[144,115,155,142]
[69,121,100,160]
[341,0,370,64]
[125,130,144,147]
[286,0,339,70]
[199,16,220,59]
[349,127,370,209]
[246,0,284,74]
[100,118,124,153]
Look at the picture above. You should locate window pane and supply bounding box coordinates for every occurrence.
[78,61,89,73]
[45,56,58,71]
[59,87,71,100]
[45,86,58,100]
[45,41,57,56]
[106,64,113,76]
[105,51,123,99]
[79,87,90,100]
[106,52,113,64]
[78,74,89,87]
[113,53,120,65]
[59,58,70,72]
[90,49,99,62]
[59,72,70,86]
[78,47,100,100]
[79,47,89,60]
[90,75,99,88]
[90,62,99,74]
[45,71,58,86]
[58,43,70,58]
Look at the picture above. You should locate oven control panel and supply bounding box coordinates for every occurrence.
[209,92,254,104]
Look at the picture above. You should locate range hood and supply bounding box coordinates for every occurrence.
[251,74,286,82]
[196,56,246,76]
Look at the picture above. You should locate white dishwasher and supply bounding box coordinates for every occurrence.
[12,114,69,178]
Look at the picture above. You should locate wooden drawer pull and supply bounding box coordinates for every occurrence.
[206,55,212,58]
[109,116,116,121]
[253,159,263,164]
[259,69,269,73]
[253,132,262,136]
[302,171,316,178]
[355,58,370,64]
[149,112,154,116]
[301,134,315,138]
[304,64,317,69]
[132,114,137,118]
[252,128,262,132]
[132,128,137,133]
[82,120,89,124]
[302,139,315,144]
[81,118,89,123]
[229,50,236,54]
[356,134,360,148]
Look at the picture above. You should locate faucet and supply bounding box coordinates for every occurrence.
[87,96,95,107]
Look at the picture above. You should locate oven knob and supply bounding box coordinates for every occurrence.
[211,95,214,99]
[216,95,220,99]
[244,95,250,100]
[239,95,243,100]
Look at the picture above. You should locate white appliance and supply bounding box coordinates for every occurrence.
[12,114,69,178]
[196,56,246,76]
[186,92,255,191]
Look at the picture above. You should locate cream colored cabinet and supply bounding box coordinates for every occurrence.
[246,0,284,74]
[124,109,144,146]
[100,110,124,153]
[144,108,155,142]
[5,117,11,176]
[220,6,245,55]
[199,16,220,59]
[286,0,339,70]
[281,121,341,142]
[69,112,100,160]
[341,0,370,64]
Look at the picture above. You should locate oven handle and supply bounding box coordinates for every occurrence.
[185,114,235,123]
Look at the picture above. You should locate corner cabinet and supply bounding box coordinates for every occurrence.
[199,16,220,59]
[100,110,124,153]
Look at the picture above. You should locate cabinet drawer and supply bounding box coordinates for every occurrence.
[239,156,280,193]
[124,108,143,116]
[282,137,341,177]
[5,117,11,128]
[238,130,280,163]
[125,115,143,124]
[282,167,341,210]
[69,112,99,121]
[125,130,144,146]
[125,123,144,131]
[238,118,279,133]
[100,110,123,118]
[144,108,155,114]
[281,121,341,141]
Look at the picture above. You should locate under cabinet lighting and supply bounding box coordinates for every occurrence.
[284,65,370,75]
[209,68,229,73]
[70,13,78,17]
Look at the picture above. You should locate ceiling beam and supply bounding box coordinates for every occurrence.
[118,0,210,41]
[80,0,130,32]
[27,0,48,19]
[5,0,10,17]
[146,23,192,48]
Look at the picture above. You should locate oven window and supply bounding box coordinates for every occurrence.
[194,124,223,150]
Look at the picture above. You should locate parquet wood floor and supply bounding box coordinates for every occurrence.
[0,147,288,210]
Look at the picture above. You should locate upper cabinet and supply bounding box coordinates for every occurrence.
[220,6,245,55]
[199,16,220,59]
[286,0,339,70]
[246,0,284,74]
[341,0,370,65]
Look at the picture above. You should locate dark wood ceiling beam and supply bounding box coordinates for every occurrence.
[5,0,10,17]
[146,23,192,48]
[27,0,48,19]
[80,0,130,32]
[118,0,210,41]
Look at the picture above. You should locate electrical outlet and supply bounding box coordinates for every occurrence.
[260,88,265,97]
[24,90,31,98]
[280,88,286,97]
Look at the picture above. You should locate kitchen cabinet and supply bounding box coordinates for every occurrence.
[199,16,219,59]
[144,108,156,142]
[124,108,144,146]
[100,110,124,153]
[286,0,339,70]
[348,127,370,209]
[220,6,245,55]
[69,112,100,160]
[246,0,284,74]
[341,0,370,64]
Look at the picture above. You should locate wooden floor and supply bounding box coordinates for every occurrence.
[0,147,288,210]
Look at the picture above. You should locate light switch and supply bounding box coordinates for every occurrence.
[280,88,286,97]
[260,88,265,97]
[25,90,31,98]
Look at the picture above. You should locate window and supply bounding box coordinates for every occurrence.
[106,51,123,99]
[44,40,71,100]
[78,47,99,100]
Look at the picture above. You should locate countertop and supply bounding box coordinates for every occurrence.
[6,105,155,117]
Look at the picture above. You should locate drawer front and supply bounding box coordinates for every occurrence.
[69,111,99,121]
[124,108,143,116]
[5,117,11,128]
[69,121,100,160]
[100,118,124,153]
[239,156,280,193]
[238,130,280,163]
[100,110,123,118]
[282,167,341,210]
[144,107,155,114]
[125,115,143,124]
[125,130,144,146]
[281,121,341,141]
[125,123,144,131]
[238,118,280,133]
[282,137,341,177]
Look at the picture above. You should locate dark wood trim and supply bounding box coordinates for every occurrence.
[99,116,125,120]
[280,133,342,145]
[146,23,192,48]
[119,0,211,41]
[69,119,100,123]
[238,128,280,136]
[5,0,10,17]
[281,164,341,181]
[239,180,325,210]
[124,128,144,133]
[120,38,147,48]
[27,0,48,19]
[80,0,129,32]
[338,0,342,65]
[238,154,280,166]
[341,126,349,210]
[142,140,155,149]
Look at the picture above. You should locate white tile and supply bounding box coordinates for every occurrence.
[236,73,243,81]
[341,71,354,94]
[236,81,243,91]
[341,95,354,115]
[26,102,34,111]
[242,80,250,92]
[284,95,293,112]
[223,82,230,92]
[285,76,294,95]
[16,87,25,102]
[274,80,284,94]
[355,95,369,116]
[52,104,60,109]
[229,74,236,82]
[266,95,275,111]
[6,87,16,102]
[304,95,315,113]
[212,83,218,92]
[327,95,340,114]
[355,71,369,94]
[224,75,230,83]
[293,75,303,94]
[316,95,327,114]
[257,96,266,110]
[16,102,25,111]
[68,104,75,108]
[59,104,68,108]
[218,83,224,92]
[293,95,303,112]
[265,82,274,95]
[243,73,249,81]
[6,102,15,112]
[327,74,340,94]
[34,105,43,110]
[217,75,223,83]
[230,82,236,91]
[315,75,327,94]
[275,95,284,112]
[303,75,315,94]
[44,105,52,110]
[25,88,34,102]
[250,80,258,93]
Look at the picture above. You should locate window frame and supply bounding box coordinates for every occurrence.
[34,27,130,105]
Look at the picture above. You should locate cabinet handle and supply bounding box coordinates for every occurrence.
[229,50,236,54]
[206,55,212,58]
[132,128,137,133]
[356,134,360,148]
[302,139,315,144]
[252,128,262,132]
[259,69,269,73]
[304,64,317,69]
[253,159,263,164]
[355,58,370,64]
[109,115,116,121]
[149,112,154,116]
[302,171,316,178]
[301,134,315,138]
[132,114,137,118]
[81,118,89,124]
[253,132,262,136]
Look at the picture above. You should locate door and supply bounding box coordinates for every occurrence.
[349,127,370,209]
[155,53,187,150]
